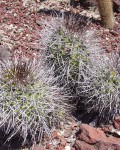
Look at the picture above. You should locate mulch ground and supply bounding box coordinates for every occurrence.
[0,0,42,58]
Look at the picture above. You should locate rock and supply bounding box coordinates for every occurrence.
[52,139,60,146]
[113,116,120,130]
[77,124,106,144]
[46,143,53,149]
[74,140,96,150]
[52,130,59,139]
[74,124,120,150]
[58,130,65,136]
[95,141,120,150]
[66,136,76,143]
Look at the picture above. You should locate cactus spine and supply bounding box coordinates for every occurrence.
[96,0,114,29]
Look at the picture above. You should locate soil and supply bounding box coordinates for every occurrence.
[0,0,120,149]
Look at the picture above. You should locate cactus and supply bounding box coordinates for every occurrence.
[77,52,120,122]
[96,0,114,29]
[0,50,69,144]
[39,14,92,89]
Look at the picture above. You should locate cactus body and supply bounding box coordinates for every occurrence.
[77,54,120,121]
[96,0,114,29]
[39,15,92,89]
[0,51,69,144]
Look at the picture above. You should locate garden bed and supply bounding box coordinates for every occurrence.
[0,0,120,150]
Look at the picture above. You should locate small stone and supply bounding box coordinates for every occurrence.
[52,139,60,146]
[52,130,59,139]
[60,137,67,147]
[60,122,64,129]
[66,137,76,143]
[46,143,53,149]
[13,13,17,16]
[65,145,71,150]
[39,6,45,10]
[58,130,64,136]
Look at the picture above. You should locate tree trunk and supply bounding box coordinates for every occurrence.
[96,0,114,29]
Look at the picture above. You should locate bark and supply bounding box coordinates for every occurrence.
[96,0,114,29]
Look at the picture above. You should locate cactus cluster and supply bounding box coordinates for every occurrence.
[0,12,119,148]
[40,15,120,122]
[0,51,69,144]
